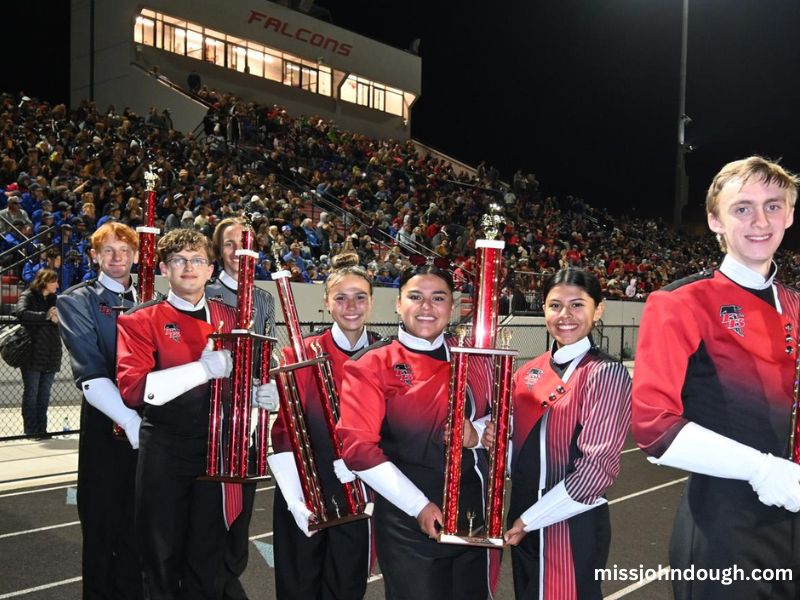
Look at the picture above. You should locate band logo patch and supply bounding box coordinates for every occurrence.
[393,363,413,386]
[525,368,544,390]
[720,305,745,337]
[98,303,113,317]
[164,323,181,342]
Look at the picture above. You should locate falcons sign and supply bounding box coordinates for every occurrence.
[720,305,745,337]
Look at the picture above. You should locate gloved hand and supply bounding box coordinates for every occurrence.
[749,453,800,512]
[333,458,356,483]
[199,347,232,380]
[287,500,317,537]
[122,413,142,450]
[252,379,280,411]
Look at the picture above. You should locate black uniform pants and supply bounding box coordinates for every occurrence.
[509,504,609,600]
[374,496,489,600]
[136,426,226,600]
[273,486,370,600]
[215,480,256,600]
[77,408,143,600]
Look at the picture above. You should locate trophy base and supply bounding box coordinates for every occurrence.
[198,473,272,483]
[438,532,504,547]
[309,502,375,531]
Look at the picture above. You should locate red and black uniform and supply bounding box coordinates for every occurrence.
[509,341,631,600]
[117,296,236,600]
[270,325,381,600]
[633,265,800,599]
[338,330,495,600]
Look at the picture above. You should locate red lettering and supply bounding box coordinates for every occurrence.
[280,21,293,37]
[295,28,311,43]
[310,33,325,47]
[248,10,266,24]
[264,17,282,33]
[337,43,352,57]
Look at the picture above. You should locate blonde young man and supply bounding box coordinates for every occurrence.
[57,222,144,599]
[633,156,800,600]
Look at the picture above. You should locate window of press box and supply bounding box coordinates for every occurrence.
[133,8,407,114]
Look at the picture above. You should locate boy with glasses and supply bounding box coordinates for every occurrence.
[117,228,267,599]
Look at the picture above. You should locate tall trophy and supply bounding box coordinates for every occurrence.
[203,219,276,481]
[270,267,373,531]
[136,166,161,302]
[440,203,517,547]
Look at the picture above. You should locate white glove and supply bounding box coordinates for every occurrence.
[81,377,141,448]
[750,454,800,512]
[200,348,232,379]
[287,500,316,537]
[252,379,279,411]
[268,452,317,537]
[333,458,356,483]
[650,422,800,512]
[121,413,142,450]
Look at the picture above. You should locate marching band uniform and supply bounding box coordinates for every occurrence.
[633,256,800,599]
[270,324,381,600]
[117,293,237,600]
[57,272,143,599]
[337,328,495,600]
[508,337,631,600]
[205,271,275,600]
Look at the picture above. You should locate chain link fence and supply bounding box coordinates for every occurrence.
[0,320,639,441]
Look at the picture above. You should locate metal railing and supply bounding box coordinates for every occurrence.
[0,319,640,441]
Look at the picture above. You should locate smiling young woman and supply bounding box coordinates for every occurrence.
[483,268,631,600]
[336,262,497,600]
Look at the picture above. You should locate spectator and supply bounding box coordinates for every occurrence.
[16,268,61,437]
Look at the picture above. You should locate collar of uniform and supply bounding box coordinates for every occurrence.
[397,326,445,351]
[331,322,369,352]
[219,270,238,290]
[167,290,207,311]
[552,336,591,365]
[98,271,136,298]
[720,255,776,290]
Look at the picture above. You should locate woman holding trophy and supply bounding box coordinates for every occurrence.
[337,262,495,600]
[484,268,631,600]
[269,251,382,600]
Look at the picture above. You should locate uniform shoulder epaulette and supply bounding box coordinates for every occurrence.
[123,297,163,315]
[351,336,395,361]
[587,346,619,365]
[62,278,96,295]
[660,268,715,292]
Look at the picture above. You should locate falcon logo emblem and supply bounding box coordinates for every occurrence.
[720,305,745,337]
[164,323,181,342]
[98,303,113,317]
[525,368,544,390]
[393,363,413,386]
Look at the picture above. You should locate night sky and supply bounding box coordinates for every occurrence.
[9,1,800,231]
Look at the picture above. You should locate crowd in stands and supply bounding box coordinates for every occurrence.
[1,87,799,309]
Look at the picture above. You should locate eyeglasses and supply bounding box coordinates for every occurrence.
[167,256,209,268]
[408,255,451,269]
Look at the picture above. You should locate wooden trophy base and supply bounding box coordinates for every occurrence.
[438,531,504,547]
[309,502,375,531]
[198,473,272,483]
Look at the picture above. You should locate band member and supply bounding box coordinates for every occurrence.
[117,229,270,599]
[632,156,800,599]
[336,263,494,600]
[57,222,144,599]
[206,217,276,600]
[484,268,631,600]
[268,251,380,600]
